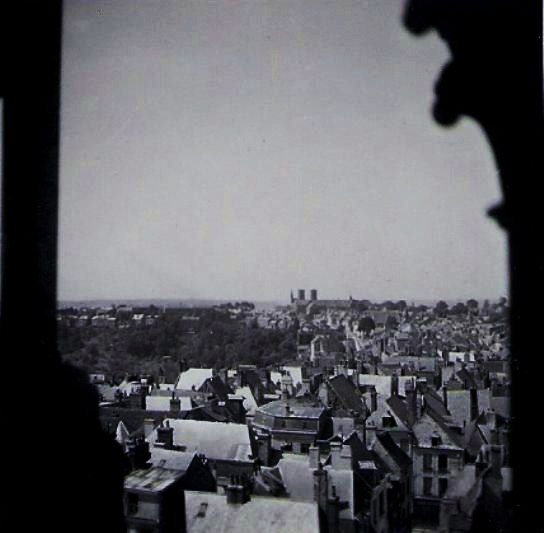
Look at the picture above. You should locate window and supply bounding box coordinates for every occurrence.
[423,454,433,472]
[423,477,433,496]
[438,454,448,472]
[439,478,448,497]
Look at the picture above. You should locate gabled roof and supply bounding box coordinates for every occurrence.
[423,388,449,418]
[412,412,464,450]
[327,374,366,414]
[234,386,259,416]
[147,419,252,463]
[100,406,164,436]
[201,375,233,401]
[148,448,197,472]
[175,368,214,391]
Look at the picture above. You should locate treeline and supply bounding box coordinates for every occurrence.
[58,308,297,377]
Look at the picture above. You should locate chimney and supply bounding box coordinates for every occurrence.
[225,476,249,505]
[169,392,181,416]
[143,418,156,438]
[405,379,417,427]
[370,388,377,412]
[156,420,174,450]
[257,433,272,466]
[281,387,289,401]
[227,396,246,424]
[391,374,399,397]
[356,359,362,375]
[309,445,321,469]
[470,388,479,421]
[326,486,341,533]
[128,437,151,470]
[313,463,328,511]
[329,442,342,467]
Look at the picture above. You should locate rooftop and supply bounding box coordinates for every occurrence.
[184,491,319,533]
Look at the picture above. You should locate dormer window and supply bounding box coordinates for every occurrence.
[431,434,441,446]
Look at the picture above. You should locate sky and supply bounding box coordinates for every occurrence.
[58,0,507,303]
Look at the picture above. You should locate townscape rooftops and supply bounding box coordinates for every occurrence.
[184,491,320,533]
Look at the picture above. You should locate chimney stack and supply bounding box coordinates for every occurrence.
[309,444,321,469]
[257,433,272,467]
[225,476,250,505]
[326,486,341,533]
[370,388,377,412]
[470,388,479,421]
[143,418,156,438]
[156,420,174,450]
[391,374,399,397]
[169,392,181,416]
[405,379,417,427]
[313,463,328,511]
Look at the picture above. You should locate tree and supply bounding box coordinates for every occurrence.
[434,300,449,317]
[358,317,376,335]
[385,315,399,329]
[466,299,479,312]
[451,302,468,315]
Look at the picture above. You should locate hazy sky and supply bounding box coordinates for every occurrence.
[58,0,507,303]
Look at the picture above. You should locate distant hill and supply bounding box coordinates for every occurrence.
[58,298,283,311]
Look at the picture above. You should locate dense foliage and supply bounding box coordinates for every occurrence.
[58,309,297,379]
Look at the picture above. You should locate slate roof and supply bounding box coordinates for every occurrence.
[423,388,449,418]
[327,374,366,413]
[412,412,464,450]
[276,459,355,520]
[176,368,214,391]
[256,398,324,419]
[358,374,414,398]
[145,395,192,412]
[125,467,182,493]
[445,389,492,428]
[374,432,412,469]
[148,447,197,472]
[234,386,259,416]
[201,375,234,401]
[100,406,164,436]
[184,491,319,533]
[147,419,253,463]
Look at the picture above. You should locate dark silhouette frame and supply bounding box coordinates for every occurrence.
[2,1,542,531]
